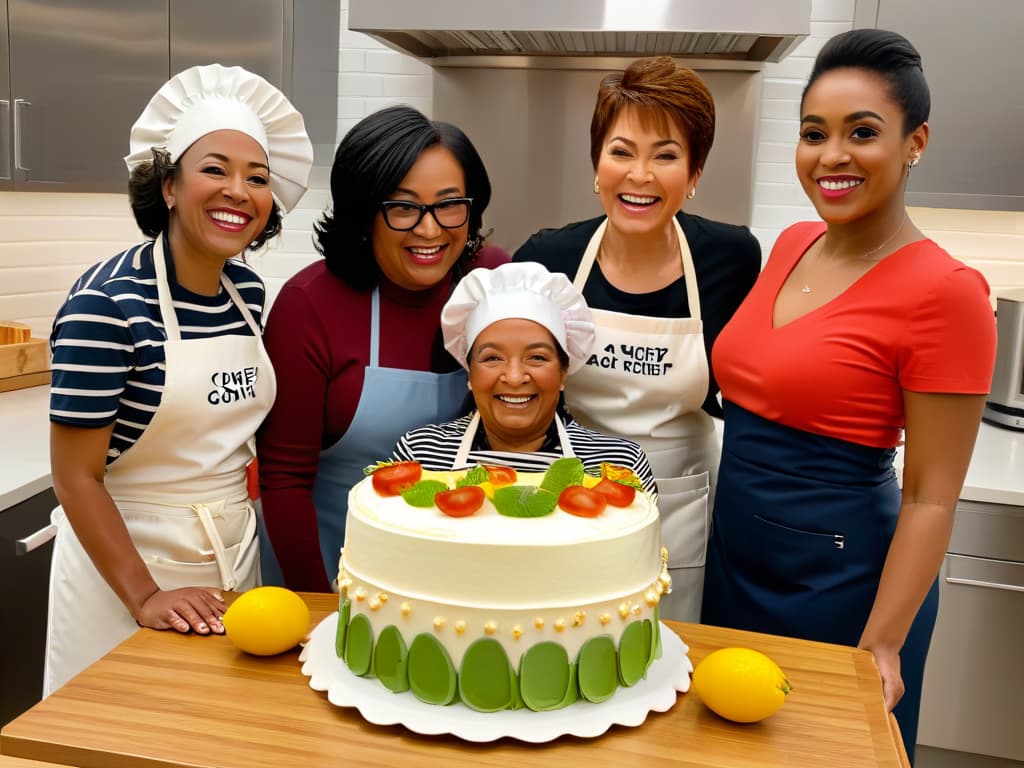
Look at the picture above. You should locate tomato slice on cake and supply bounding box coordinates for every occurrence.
[371,461,423,496]
[436,486,486,517]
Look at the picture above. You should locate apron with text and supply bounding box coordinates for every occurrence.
[44,237,275,695]
[568,217,718,621]
[275,287,468,585]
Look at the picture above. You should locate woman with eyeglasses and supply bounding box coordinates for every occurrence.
[257,106,508,591]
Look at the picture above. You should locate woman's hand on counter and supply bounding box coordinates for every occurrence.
[136,587,226,634]
[861,641,904,711]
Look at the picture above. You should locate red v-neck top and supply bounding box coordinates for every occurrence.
[712,221,996,448]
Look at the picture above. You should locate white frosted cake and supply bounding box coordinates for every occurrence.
[333,459,678,712]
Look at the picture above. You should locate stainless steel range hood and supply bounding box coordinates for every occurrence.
[350,0,811,63]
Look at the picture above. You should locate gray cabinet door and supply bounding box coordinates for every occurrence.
[170,0,292,93]
[0,1,10,187]
[8,0,167,191]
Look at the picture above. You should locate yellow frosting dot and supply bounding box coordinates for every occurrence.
[554,618,566,632]
[378,592,389,603]
[631,604,642,616]
[484,621,497,635]
[618,602,630,619]
[512,625,523,639]
[572,611,586,627]
[400,602,411,617]
[433,616,445,631]
[368,598,381,611]
[599,613,611,625]
[454,620,467,635]
[354,587,366,602]
[534,617,545,630]
[644,588,659,606]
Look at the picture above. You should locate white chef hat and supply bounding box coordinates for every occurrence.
[443,262,595,373]
[124,64,313,212]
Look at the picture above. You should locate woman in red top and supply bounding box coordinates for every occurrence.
[702,29,996,762]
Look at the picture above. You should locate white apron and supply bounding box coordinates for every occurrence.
[568,218,718,621]
[44,237,276,695]
[452,411,576,469]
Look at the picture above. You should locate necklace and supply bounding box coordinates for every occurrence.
[801,215,908,295]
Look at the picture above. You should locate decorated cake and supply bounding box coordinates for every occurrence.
[333,457,679,713]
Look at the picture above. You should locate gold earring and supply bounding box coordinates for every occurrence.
[593,177,600,195]
[908,155,920,168]
[687,189,696,199]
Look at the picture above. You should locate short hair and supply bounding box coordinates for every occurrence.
[127,148,282,250]
[589,57,716,175]
[315,105,493,292]
[802,28,930,135]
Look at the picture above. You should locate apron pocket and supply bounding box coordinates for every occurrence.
[657,471,710,569]
[751,514,844,591]
[145,533,258,592]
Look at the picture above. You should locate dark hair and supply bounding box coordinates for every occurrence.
[590,56,715,175]
[128,148,282,250]
[802,28,930,135]
[315,105,493,292]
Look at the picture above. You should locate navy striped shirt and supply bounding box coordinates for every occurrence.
[49,237,265,464]
[392,413,657,495]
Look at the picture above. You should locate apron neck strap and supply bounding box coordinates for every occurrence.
[574,217,702,321]
[452,412,577,468]
[152,236,261,340]
[370,287,381,367]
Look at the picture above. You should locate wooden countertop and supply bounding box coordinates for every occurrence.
[1,593,906,768]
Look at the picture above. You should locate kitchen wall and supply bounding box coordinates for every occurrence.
[0,0,1021,339]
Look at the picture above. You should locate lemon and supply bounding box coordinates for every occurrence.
[691,647,793,723]
[222,586,310,656]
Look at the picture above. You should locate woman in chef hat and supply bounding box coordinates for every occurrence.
[44,64,313,694]
[391,261,655,492]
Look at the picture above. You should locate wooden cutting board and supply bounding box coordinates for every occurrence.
[0,337,50,393]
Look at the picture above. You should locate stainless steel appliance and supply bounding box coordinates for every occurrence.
[917,497,1024,763]
[349,0,811,251]
[984,289,1024,431]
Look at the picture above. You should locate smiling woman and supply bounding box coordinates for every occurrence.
[390,262,656,495]
[256,106,509,592]
[44,64,313,697]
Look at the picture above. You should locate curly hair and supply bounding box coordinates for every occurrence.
[128,147,282,250]
[590,57,716,175]
[314,105,493,292]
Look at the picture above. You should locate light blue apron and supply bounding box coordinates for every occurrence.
[259,287,468,585]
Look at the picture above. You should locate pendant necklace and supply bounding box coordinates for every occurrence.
[801,215,908,295]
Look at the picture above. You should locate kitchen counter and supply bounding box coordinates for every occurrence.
[1,593,909,768]
[0,386,50,510]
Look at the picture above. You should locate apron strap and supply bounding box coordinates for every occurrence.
[369,287,381,368]
[573,217,702,321]
[152,236,181,342]
[452,412,576,468]
[221,274,263,337]
[192,501,238,591]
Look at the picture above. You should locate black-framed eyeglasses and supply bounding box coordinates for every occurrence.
[379,197,473,231]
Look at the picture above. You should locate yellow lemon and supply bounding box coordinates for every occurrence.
[691,647,793,723]
[222,586,311,656]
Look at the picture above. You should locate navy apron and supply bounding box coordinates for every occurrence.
[702,400,937,763]
[259,287,468,585]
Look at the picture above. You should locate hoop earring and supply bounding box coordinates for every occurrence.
[687,189,696,200]
[593,177,600,195]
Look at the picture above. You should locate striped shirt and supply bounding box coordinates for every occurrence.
[392,412,657,495]
[49,237,265,464]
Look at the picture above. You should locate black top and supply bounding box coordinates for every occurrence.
[512,211,761,417]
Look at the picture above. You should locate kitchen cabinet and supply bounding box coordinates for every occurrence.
[0,486,57,728]
[0,0,293,193]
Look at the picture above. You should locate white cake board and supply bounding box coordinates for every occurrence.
[299,612,692,743]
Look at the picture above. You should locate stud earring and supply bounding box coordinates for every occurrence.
[908,155,920,168]
[593,177,600,195]
[687,189,696,199]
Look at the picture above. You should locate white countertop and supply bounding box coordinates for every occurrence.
[0,385,52,509]
[2,386,1022,510]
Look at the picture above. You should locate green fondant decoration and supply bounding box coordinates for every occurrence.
[654,604,663,659]
[556,662,578,708]
[519,642,572,711]
[335,598,351,659]
[344,613,373,676]
[456,465,488,488]
[577,635,619,703]
[492,485,558,518]
[618,621,647,687]
[642,619,654,671]
[458,639,514,713]
[401,479,448,507]
[407,634,458,705]
[508,660,524,710]
[372,625,410,693]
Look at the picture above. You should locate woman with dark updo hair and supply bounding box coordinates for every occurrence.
[257,106,507,592]
[703,29,996,761]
